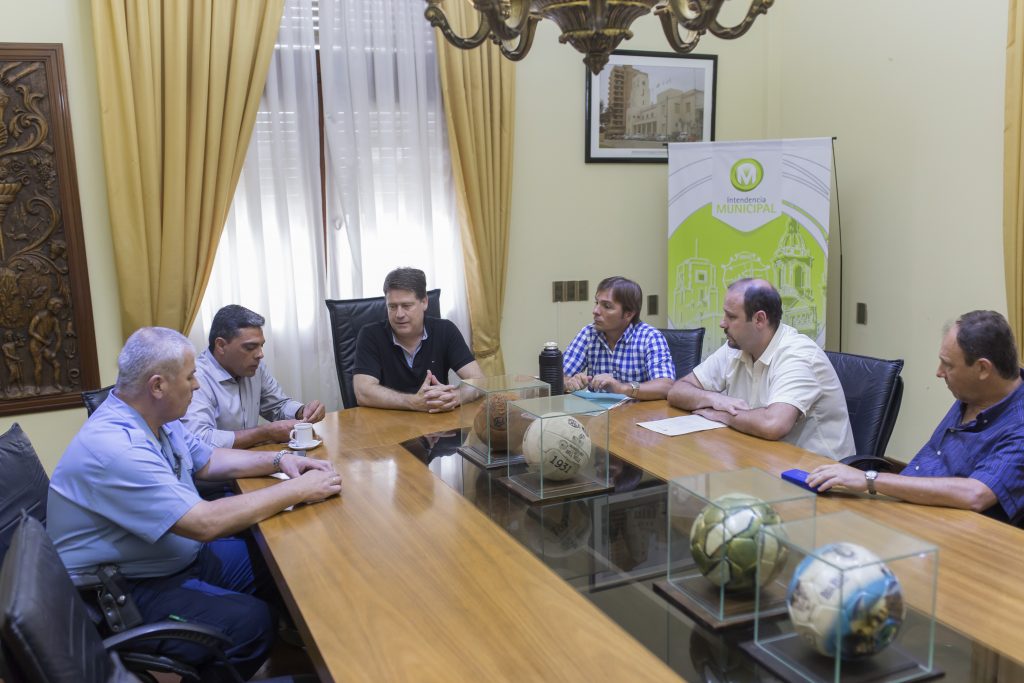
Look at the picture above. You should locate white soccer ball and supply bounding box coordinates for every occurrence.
[786,542,906,659]
[522,412,592,481]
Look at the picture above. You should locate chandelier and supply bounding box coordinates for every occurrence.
[425,0,774,75]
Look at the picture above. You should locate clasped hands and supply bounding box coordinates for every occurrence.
[564,372,624,394]
[416,370,460,413]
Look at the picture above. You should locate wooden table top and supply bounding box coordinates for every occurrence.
[242,401,1024,679]
[241,406,680,683]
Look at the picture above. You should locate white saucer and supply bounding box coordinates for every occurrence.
[288,439,321,450]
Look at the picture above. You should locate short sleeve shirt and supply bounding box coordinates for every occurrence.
[903,372,1024,525]
[352,317,475,397]
[47,392,213,578]
[182,348,304,448]
[562,321,675,383]
[692,324,855,460]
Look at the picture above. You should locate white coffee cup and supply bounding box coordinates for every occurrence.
[290,422,315,446]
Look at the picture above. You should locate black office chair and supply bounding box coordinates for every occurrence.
[0,515,243,683]
[325,288,441,408]
[659,327,705,379]
[0,423,49,562]
[825,351,905,471]
[82,385,114,415]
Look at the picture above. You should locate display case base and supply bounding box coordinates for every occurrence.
[740,635,943,683]
[457,445,524,470]
[653,574,788,631]
[497,472,611,504]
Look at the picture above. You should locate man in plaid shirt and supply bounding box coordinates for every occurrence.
[562,276,675,400]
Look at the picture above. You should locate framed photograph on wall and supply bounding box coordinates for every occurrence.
[585,50,717,163]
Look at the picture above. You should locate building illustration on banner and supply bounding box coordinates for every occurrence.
[670,217,826,357]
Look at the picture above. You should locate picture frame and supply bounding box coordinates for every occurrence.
[0,43,99,415]
[585,50,717,163]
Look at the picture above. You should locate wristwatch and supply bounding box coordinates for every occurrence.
[865,470,878,495]
[629,381,640,398]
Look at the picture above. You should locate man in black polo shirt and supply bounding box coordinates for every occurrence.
[353,268,483,411]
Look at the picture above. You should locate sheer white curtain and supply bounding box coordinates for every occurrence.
[319,0,469,336]
[189,0,342,411]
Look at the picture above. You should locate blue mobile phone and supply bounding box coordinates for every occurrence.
[781,468,820,493]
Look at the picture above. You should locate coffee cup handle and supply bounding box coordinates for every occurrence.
[289,428,297,443]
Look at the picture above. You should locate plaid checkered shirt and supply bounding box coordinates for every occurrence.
[562,321,675,383]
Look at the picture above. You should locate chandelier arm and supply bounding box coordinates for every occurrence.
[655,7,702,54]
[658,0,726,32]
[706,0,774,39]
[425,2,493,49]
[498,17,541,61]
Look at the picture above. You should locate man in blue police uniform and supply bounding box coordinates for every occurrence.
[47,327,342,680]
[353,267,483,411]
[808,310,1024,526]
[562,276,675,400]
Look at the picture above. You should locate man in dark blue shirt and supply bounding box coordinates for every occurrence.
[808,310,1024,525]
[353,267,483,411]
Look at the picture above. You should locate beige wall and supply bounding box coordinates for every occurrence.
[0,0,122,472]
[503,0,1009,461]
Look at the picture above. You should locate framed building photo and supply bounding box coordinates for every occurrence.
[585,50,717,163]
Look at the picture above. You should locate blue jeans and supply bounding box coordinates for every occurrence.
[127,535,278,681]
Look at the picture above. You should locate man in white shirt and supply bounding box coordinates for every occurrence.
[667,278,855,460]
[183,305,326,448]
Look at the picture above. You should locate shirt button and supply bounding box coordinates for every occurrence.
[937,451,941,456]
[915,465,920,470]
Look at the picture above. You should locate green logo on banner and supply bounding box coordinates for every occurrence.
[730,158,764,191]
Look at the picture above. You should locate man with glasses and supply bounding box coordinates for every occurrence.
[353,267,483,411]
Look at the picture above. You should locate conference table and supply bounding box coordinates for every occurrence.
[239,401,1024,682]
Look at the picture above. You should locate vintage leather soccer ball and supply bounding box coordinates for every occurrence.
[472,392,513,451]
[521,412,592,481]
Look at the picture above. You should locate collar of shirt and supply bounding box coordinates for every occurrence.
[106,391,182,478]
[597,321,638,352]
[392,325,429,368]
[730,323,793,374]
[200,348,238,385]
[951,369,1024,432]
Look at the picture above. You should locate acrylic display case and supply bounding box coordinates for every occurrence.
[457,375,550,468]
[498,394,610,503]
[654,467,817,630]
[743,511,939,683]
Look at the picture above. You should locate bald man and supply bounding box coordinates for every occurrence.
[668,278,855,460]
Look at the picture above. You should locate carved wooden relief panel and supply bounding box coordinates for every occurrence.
[0,44,98,415]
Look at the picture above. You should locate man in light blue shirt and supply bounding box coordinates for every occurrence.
[183,305,326,448]
[48,327,341,680]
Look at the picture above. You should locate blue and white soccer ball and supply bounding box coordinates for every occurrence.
[689,493,788,593]
[786,542,906,659]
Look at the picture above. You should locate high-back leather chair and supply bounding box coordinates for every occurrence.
[825,351,904,462]
[658,328,705,379]
[325,289,441,408]
[82,385,114,416]
[0,423,49,563]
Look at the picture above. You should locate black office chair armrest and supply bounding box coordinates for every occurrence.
[104,619,232,651]
[106,620,238,683]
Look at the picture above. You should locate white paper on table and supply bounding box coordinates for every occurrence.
[636,415,728,436]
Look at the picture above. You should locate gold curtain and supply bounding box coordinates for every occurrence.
[435,5,515,375]
[91,0,284,337]
[1006,0,1024,357]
